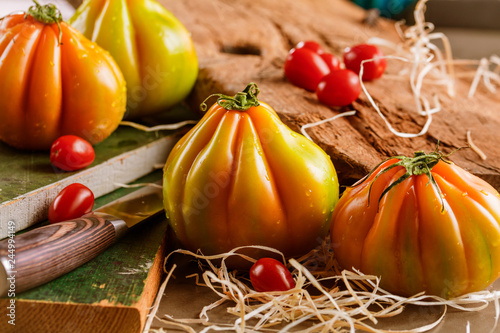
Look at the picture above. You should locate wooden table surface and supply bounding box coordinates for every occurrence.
[2,1,500,332]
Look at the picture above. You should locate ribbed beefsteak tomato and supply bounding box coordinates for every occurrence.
[69,0,198,119]
[331,149,500,299]
[0,2,126,150]
[163,83,339,258]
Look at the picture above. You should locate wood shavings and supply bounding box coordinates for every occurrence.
[363,0,498,139]
[113,182,164,189]
[300,111,357,141]
[359,56,436,138]
[468,56,500,98]
[467,130,488,161]
[143,265,177,333]
[361,0,451,138]
[158,241,500,332]
[120,120,198,132]
[491,293,500,333]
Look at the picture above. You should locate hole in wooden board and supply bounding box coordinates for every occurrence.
[220,44,262,56]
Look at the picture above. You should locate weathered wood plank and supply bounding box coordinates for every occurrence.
[161,0,500,189]
[0,128,179,239]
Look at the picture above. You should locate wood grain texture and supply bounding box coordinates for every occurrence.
[156,0,500,190]
[0,215,116,294]
[0,236,165,333]
[0,171,168,333]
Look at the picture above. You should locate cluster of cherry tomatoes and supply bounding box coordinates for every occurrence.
[284,41,387,107]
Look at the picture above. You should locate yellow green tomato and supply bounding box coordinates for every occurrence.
[69,0,198,119]
[163,83,339,259]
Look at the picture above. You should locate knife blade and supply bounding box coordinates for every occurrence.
[0,183,164,297]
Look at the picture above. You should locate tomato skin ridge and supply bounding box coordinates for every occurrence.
[21,23,43,118]
[164,105,227,251]
[361,168,408,292]
[434,172,500,293]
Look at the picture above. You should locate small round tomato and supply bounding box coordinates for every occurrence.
[343,44,387,81]
[50,135,95,171]
[48,183,95,224]
[320,53,341,72]
[250,258,296,292]
[295,40,324,54]
[284,47,330,91]
[316,69,361,107]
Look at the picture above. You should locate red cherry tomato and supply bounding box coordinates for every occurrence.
[284,47,330,91]
[50,135,95,171]
[295,40,324,54]
[343,44,387,81]
[250,258,296,292]
[48,183,95,224]
[316,69,362,107]
[320,53,341,72]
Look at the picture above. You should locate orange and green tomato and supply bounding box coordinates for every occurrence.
[0,3,126,150]
[163,84,339,258]
[331,152,500,299]
[69,0,198,119]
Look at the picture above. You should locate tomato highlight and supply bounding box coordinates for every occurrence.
[343,44,387,81]
[296,40,325,54]
[320,53,341,72]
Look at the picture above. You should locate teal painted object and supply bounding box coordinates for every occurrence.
[353,0,415,18]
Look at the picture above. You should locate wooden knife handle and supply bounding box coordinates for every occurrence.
[0,213,126,296]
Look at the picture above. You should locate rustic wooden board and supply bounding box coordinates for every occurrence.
[159,0,500,190]
[0,171,168,333]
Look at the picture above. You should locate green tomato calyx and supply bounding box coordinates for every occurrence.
[365,144,462,213]
[200,83,260,112]
[26,0,63,44]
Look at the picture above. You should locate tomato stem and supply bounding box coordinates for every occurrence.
[26,0,63,45]
[200,83,260,112]
[364,143,464,213]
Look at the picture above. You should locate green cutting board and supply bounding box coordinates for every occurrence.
[0,105,198,239]
[0,171,169,333]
